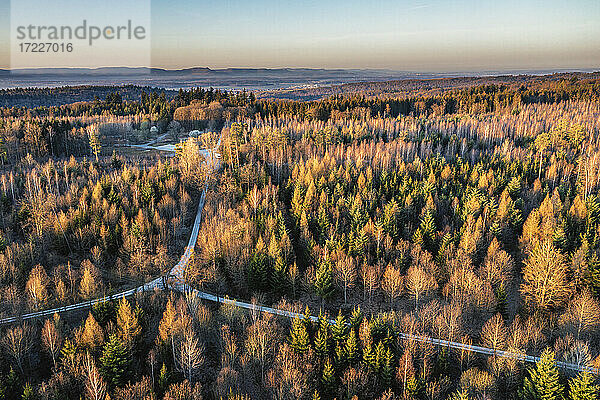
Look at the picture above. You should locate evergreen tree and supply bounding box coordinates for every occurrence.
[449,389,470,400]
[520,349,565,400]
[100,334,129,388]
[248,250,270,292]
[314,258,334,302]
[21,382,36,400]
[290,317,310,354]
[314,325,330,360]
[382,347,394,387]
[405,376,425,400]
[568,371,598,400]
[331,311,348,344]
[349,307,363,331]
[158,363,171,396]
[346,330,359,365]
[363,343,376,371]
[321,359,336,400]
[21,383,34,400]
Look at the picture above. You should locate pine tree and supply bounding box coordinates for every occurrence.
[346,330,359,365]
[88,125,101,163]
[158,363,171,396]
[248,250,269,292]
[100,334,129,388]
[60,339,78,374]
[449,389,470,400]
[405,376,425,400]
[289,317,310,354]
[314,325,330,360]
[21,383,34,400]
[314,258,334,302]
[519,349,564,400]
[568,371,598,400]
[374,342,386,373]
[321,359,336,399]
[349,306,363,331]
[381,347,394,387]
[334,343,346,368]
[331,311,347,344]
[363,343,376,371]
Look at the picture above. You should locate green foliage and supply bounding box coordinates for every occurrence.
[320,359,336,399]
[290,317,311,354]
[520,349,564,400]
[92,300,116,327]
[100,334,130,388]
[568,372,598,400]
[405,376,426,400]
[345,330,359,365]
[314,258,334,301]
[20,384,34,400]
[158,363,171,395]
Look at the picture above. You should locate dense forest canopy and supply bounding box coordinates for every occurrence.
[1,74,600,400]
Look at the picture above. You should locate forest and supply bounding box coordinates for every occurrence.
[0,73,600,400]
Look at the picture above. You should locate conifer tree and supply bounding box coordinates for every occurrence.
[331,311,348,344]
[314,325,330,360]
[321,359,336,399]
[116,297,141,352]
[346,330,359,365]
[568,371,598,400]
[100,334,129,388]
[519,349,564,400]
[290,317,310,354]
[314,258,334,303]
[382,347,394,387]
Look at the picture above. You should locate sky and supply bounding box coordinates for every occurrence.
[1,0,599,71]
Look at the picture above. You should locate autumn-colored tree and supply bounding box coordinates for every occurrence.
[335,256,357,304]
[406,265,437,308]
[521,241,572,311]
[26,264,49,310]
[159,297,179,362]
[177,328,203,383]
[116,297,142,352]
[41,313,62,370]
[381,264,403,309]
[78,313,105,352]
[80,259,103,300]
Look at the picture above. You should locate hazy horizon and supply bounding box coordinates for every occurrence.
[1,0,599,71]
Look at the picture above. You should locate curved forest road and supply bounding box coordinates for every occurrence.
[0,136,596,375]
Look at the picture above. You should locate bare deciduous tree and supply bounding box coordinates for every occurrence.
[41,313,62,369]
[84,352,107,400]
[2,324,33,374]
[177,328,204,383]
[406,265,437,308]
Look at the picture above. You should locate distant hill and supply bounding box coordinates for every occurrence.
[0,85,177,108]
[258,71,600,100]
[4,66,596,92]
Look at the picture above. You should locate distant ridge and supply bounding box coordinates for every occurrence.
[1,66,598,91]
